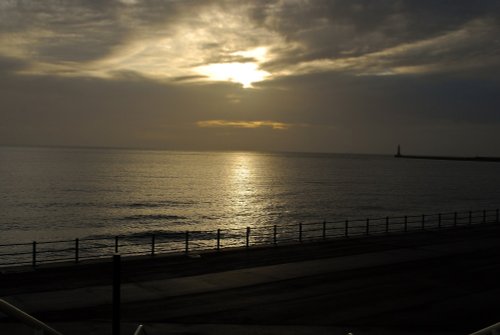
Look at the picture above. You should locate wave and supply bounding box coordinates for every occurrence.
[62,188,98,193]
[21,200,195,209]
[120,214,187,221]
[115,200,194,209]
[22,201,100,209]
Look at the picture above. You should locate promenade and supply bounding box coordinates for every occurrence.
[1,224,500,334]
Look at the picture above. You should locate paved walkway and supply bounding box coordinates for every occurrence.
[2,225,500,334]
[4,235,500,314]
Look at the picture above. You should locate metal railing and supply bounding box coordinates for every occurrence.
[0,280,147,335]
[0,299,64,335]
[0,208,498,268]
[469,322,500,335]
[133,324,148,335]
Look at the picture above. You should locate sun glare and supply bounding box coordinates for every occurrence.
[196,62,270,88]
[195,47,271,88]
[232,47,268,61]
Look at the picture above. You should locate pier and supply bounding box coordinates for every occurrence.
[394,145,500,162]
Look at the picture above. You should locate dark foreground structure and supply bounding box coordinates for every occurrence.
[1,223,500,335]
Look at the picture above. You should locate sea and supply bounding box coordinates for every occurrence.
[1,146,500,245]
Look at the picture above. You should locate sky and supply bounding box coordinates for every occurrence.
[1,0,500,155]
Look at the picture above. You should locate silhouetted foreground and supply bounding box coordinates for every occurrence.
[2,224,500,334]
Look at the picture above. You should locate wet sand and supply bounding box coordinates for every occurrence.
[2,224,500,335]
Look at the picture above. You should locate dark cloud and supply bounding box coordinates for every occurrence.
[255,0,500,73]
[172,74,208,82]
[0,56,28,74]
[259,69,500,127]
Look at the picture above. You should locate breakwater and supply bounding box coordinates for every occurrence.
[395,154,500,162]
[393,145,500,162]
[1,208,498,268]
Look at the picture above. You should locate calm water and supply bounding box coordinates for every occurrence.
[1,146,500,244]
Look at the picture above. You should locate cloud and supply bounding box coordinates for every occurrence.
[196,120,294,130]
[260,2,500,78]
[270,18,500,77]
[0,1,283,86]
[1,1,500,154]
[1,1,499,85]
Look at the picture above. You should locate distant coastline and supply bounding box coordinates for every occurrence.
[394,145,500,162]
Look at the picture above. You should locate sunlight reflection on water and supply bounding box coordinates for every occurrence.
[1,147,500,243]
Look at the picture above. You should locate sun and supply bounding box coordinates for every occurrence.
[194,47,271,88]
[196,62,269,88]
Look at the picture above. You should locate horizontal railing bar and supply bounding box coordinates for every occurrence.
[78,246,112,251]
[76,255,116,261]
[116,251,151,256]
[36,239,75,245]
[0,260,32,266]
[0,242,33,247]
[0,251,32,256]
[35,249,75,255]
[36,257,75,263]
[1,208,498,268]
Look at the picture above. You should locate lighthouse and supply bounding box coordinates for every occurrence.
[395,145,401,157]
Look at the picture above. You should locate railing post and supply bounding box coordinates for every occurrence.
[246,227,250,248]
[438,213,441,229]
[185,231,189,254]
[322,221,326,240]
[299,223,303,243]
[421,215,425,230]
[496,209,499,223]
[112,254,121,335]
[345,220,349,237]
[32,241,37,268]
[385,216,389,234]
[469,211,472,225]
[151,235,155,256]
[75,238,79,264]
[273,225,277,245]
[216,229,221,251]
[454,212,457,227]
[404,216,408,232]
[115,236,119,254]
[483,210,486,224]
[366,218,370,235]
